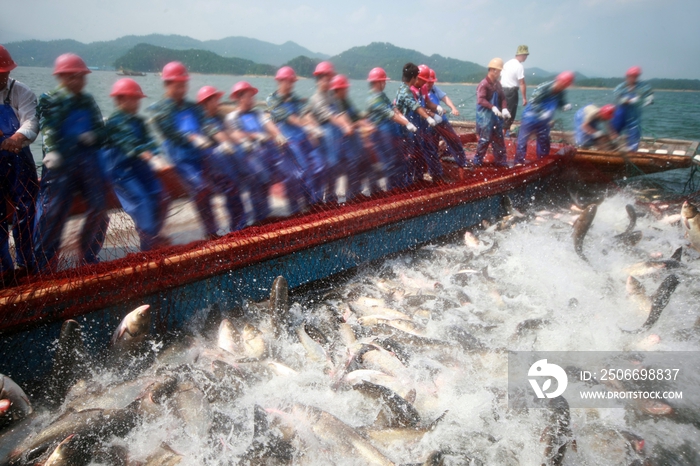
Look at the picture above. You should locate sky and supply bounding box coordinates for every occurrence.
[2,0,699,79]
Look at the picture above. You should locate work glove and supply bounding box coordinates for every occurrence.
[253,133,270,143]
[274,134,288,146]
[435,105,445,116]
[43,151,63,170]
[241,140,254,153]
[406,122,418,133]
[628,95,640,105]
[592,130,604,139]
[433,114,443,124]
[426,117,437,127]
[147,155,169,172]
[502,108,512,120]
[540,110,554,121]
[218,141,236,155]
[191,134,212,149]
[78,131,97,146]
[562,104,572,112]
[491,107,503,118]
[643,95,654,106]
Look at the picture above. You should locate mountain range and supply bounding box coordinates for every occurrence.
[5,34,328,69]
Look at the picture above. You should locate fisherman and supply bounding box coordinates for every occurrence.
[411,65,446,182]
[422,69,471,169]
[33,53,109,273]
[501,45,529,136]
[306,61,353,203]
[365,67,415,191]
[226,81,305,221]
[513,71,575,166]
[612,66,654,151]
[329,74,374,199]
[395,63,442,185]
[102,78,167,251]
[0,45,39,283]
[473,58,509,168]
[149,61,219,240]
[574,103,617,148]
[196,85,247,231]
[267,66,323,206]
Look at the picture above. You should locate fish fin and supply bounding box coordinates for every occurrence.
[373,409,391,428]
[427,411,448,431]
[571,439,578,452]
[671,247,682,262]
[540,426,550,442]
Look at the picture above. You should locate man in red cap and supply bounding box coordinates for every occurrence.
[574,104,618,148]
[612,66,653,151]
[0,45,39,283]
[149,61,221,240]
[513,71,575,166]
[34,53,109,273]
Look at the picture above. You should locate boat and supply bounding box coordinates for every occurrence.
[450,121,699,184]
[0,142,567,387]
[116,69,147,76]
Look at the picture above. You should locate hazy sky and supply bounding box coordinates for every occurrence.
[2,0,699,79]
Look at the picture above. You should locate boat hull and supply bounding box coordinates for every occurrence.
[0,154,563,387]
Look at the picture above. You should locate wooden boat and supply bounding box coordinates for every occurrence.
[116,69,147,76]
[0,142,567,386]
[450,121,699,183]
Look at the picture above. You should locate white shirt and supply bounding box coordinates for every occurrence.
[0,78,39,144]
[501,58,525,89]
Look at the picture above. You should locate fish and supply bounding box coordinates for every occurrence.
[623,247,683,276]
[626,276,651,315]
[572,204,597,261]
[110,304,151,354]
[640,274,680,330]
[540,396,576,466]
[296,324,328,364]
[141,443,183,466]
[46,320,87,408]
[42,434,91,466]
[217,318,241,355]
[267,404,397,465]
[681,200,700,251]
[269,275,289,336]
[0,374,32,427]
[241,323,266,360]
[353,381,422,428]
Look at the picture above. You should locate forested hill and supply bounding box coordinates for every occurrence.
[329,42,486,82]
[114,44,276,76]
[5,34,328,69]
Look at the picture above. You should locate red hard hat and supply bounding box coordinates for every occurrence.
[555,71,575,88]
[161,61,189,82]
[598,104,615,120]
[230,81,258,99]
[196,85,224,105]
[275,66,298,82]
[626,66,642,77]
[417,64,431,82]
[330,74,350,91]
[313,61,335,77]
[0,46,17,73]
[110,78,146,98]
[429,69,437,83]
[367,67,389,82]
[53,53,91,76]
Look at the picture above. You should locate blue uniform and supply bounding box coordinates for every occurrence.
[150,98,218,237]
[335,97,374,199]
[34,86,109,273]
[266,91,324,205]
[612,81,653,151]
[0,79,39,276]
[574,105,610,148]
[366,90,405,190]
[411,86,443,179]
[426,86,469,168]
[306,90,345,202]
[102,110,166,251]
[514,80,568,164]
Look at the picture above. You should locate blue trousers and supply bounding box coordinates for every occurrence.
[0,147,38,273]
[515,118,551,164]
[371,122,405,191]
[475,118,507,166]
[109,156,167,251]
[33,151,109,273]
[612,105,641,151]
[278,123,325,206]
